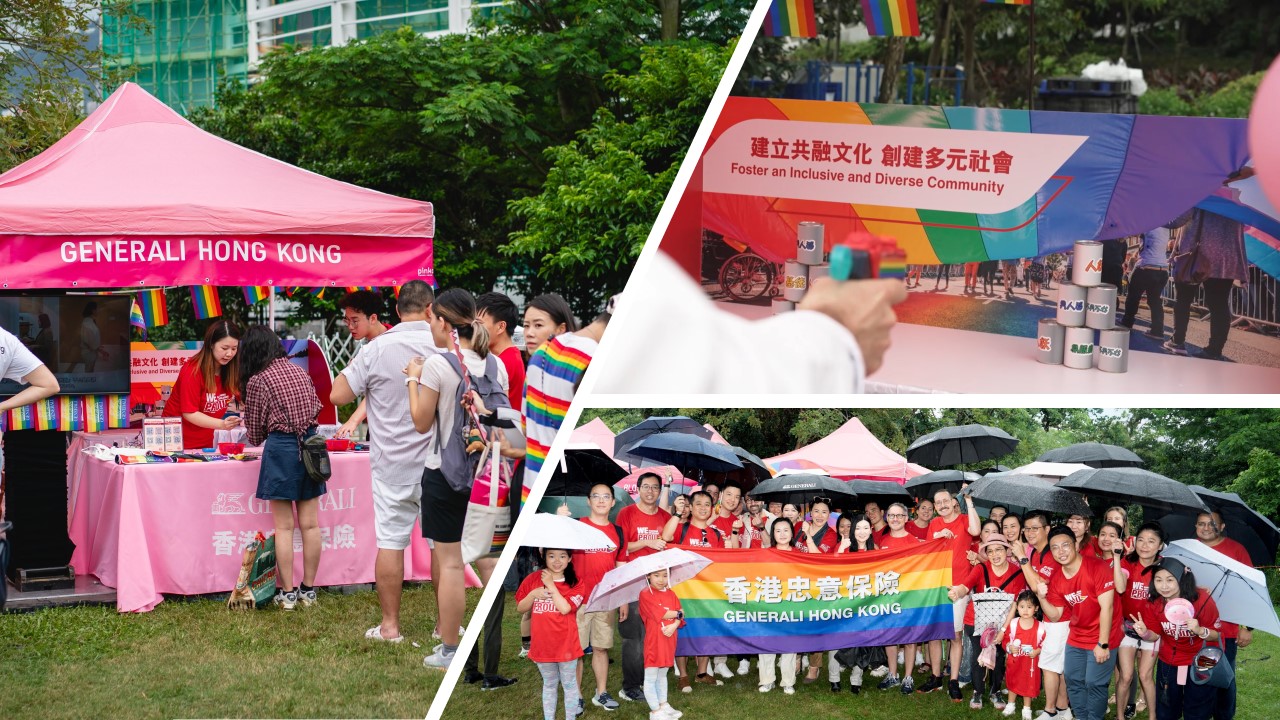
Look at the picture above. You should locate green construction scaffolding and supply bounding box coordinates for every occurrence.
[102,0,249,115]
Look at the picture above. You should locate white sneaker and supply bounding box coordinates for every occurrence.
[783,686,795,695]
[660,704,683,719]
[758,683,775,693]
[1022,709,1033,720]
[870,665,889,678]
[1059,710,1073,720]
[1033,712,1060,720]
[713,661,733,679]
[737,659,751,675]
[273,591,297,611]
[1003,702,1017,717]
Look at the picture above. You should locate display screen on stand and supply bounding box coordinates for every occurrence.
[0,295,133,396]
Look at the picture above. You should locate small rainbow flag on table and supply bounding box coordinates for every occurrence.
[763,0,817,38]
[190,285,222,319]
[137,288,168,327]
[669,540,954,656]
[243,286,272,305]
[860,0,921,37]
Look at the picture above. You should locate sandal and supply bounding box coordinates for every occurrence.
[364,625,404,643]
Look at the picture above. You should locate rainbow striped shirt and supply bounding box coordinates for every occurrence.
[522,332,596,501]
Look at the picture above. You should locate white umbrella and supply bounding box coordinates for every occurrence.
[1007,461,1093,482]
[1160,539,1280,637]
[582,548,712,612]
[521,513,617,551]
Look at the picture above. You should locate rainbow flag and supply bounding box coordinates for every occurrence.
[670,541,955,656]
[129,300,147,338]
[984,0,1030,4]
[85,395,109,432]
[137,288,168,327]
[243,286,271,305]
[58,396,83,431]
[7,404,35,430]
[109,394,131,428]
[860,0,920,37]
[34,397,60,431]
[190,285,222,319]
[345,286,375,293]
[762,0,817,37]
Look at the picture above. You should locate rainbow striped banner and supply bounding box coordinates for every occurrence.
[984,0,1031,5]
[860,0,921,37]
[33,398,60,431]
[137,288,168,327]
[190,285,222,319]
[84,395,109,432]
[762,0,817,38]
[345,286,375,293]
[7,403,36,430]
[671,541,955,656]
[242,286,272,305]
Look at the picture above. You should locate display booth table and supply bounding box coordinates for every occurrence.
[67,431,476,612]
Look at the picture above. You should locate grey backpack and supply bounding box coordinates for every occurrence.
[437,353,510,493]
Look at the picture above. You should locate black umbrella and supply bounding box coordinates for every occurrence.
[618,433,743,474]
[904,469,981,500]
[1057,467,1209,514]
[748,473,858,506]
[1036,442,1144,469]
[906,424,1020,467]
[703,446,771,494]
[960,474,1092,517]
[545,445,629,497]
[844,479,914,510]
[976,465,1013,476]
[615,417,713,466]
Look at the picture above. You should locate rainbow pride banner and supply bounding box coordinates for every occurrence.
[242,286,272,305]
[0,394,132,432]
[762,0,817,38]
[860,0,920,37]
[190,285,222,319]
[672,541,954,656]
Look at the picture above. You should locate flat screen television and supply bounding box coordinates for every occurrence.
[0,295,132,395]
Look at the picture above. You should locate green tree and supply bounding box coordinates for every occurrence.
[1227,448,1280,523]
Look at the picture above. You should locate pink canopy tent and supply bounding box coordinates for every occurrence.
[571,417,619,457]
[0,83,435,288]
[766,417,929,484]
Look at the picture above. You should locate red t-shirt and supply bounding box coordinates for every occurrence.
[639,586,683,667]
[571,518,624,596]
[162,360,234,449]
[1118,558,1153,619]
[879,532,924,551]
[710,514,740,546]
[960,562,1028,626]
[617,505,672,561]
[1046,555,1123,650]
[800,523,839,553]
[516,572,586,663]
[928,514,977,580]
[497,345,526,413]
[1027,545,1060,586]
[1139,593,1222,666]
[740,513,769,549]
[1200,538,1251,639]
[906,521,930,540]
[672,522,726,548]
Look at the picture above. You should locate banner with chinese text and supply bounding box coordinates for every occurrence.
[673,540,955,656]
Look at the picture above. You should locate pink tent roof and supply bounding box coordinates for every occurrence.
[704,424,730,445]
[765,417,928,484]
[0,83,434,237]
[570,417,617,457]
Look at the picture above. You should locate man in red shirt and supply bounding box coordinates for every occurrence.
[879,502,923,693]
[476,292,527,412]
[709,484,750,678]
[1009,511,1071,720]
[616,473,672,704]
[864,501,889,539]
[919,488,980,700]
[1195,510,1253,719]
[572,483,625,710]
[741,495,772,549]
[1039,526,1122,720]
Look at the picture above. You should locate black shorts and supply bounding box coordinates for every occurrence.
[421,466,469,543]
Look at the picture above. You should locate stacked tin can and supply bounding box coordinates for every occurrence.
[1036,240,1127,373]
[772,221,830,314]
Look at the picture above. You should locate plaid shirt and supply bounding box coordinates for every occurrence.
[243,357,321,446]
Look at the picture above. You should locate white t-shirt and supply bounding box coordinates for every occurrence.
[1,327,42,384]
[419,348,508,471]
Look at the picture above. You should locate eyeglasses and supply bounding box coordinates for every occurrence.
[1195,522,1217,529]
[639,484,661,491]
[589,493,612,500]
[887,513,908,519]
[342,315,366,326]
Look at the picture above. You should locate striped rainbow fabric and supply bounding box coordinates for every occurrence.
[984,0,1031,5]
[129,300,147,337]
[138,288,168,327]
[190,286,222,319]
[33,398,60,431]
[84,395,109,432]
[860,0,921,37]
[763,0,817,38]
[242,286,271,305]
[520,336,592,505]
[671,541,955,656]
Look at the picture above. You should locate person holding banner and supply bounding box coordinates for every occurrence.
[741,496,771,549]
[639,567,685,720]
[759,518,800,695]
[920,488,980,700]
[1129,559,1222,720]
[664,490,736,691]
[164,320,241,450]
[879,503,924,693]
[952,535,1028,710]
[1009,511,1072,720]
[709,484,752,678]
[1038,526,1123,720]
[829,516,879,694]
[797,497,838,683]
[617,473,673,704]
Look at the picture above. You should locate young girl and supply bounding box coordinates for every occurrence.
[759,519,800,694]
[1130,560,1222,720]
[639,567,684,720]
[1003,590,1045,720]
[515,548,586,720]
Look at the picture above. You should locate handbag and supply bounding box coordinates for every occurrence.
[1172,213,1210,285]
[300,432,331,484]
[971,565,1019,635]
[227,531,278,610]
[461,438,512,564]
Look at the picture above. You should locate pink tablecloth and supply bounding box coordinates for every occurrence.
[67,437,479,612]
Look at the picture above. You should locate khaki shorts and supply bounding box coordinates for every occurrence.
[952,595,970,633]
[372,478,423,550]
[577,609,617,650]
[1040,621,1070,675]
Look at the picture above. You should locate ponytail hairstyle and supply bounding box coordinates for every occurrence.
[539,547,579,589]
[193,320,242,397]
[433,288,490,359]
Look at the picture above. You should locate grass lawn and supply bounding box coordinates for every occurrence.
[1,584,480,720]
[442,603,1280,720]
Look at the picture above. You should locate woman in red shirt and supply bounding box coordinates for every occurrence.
[639,567,685,720]
[951,535,1028,710]
[162,320,241,449]
[800,498,839,554]
[516,548,587,720]
[1116,522,1163,720]
[1130,559,1222,720]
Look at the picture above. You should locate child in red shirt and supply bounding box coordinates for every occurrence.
[1003,590,1045,720]
[516,548,587,720]
[639,567,685,720]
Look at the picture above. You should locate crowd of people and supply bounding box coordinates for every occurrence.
[515,476,1256,720]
